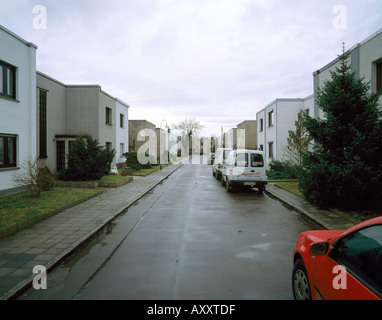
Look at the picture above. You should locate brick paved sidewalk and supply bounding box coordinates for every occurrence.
[0,164,182,300]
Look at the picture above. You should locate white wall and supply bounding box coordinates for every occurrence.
[115,99,129,164]
[0,26,37,192]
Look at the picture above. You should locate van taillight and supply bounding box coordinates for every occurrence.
[266,170,268,176]
[218,164,221,169]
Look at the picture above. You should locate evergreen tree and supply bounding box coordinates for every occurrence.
[299,46,382,210]
[59,136,115,181]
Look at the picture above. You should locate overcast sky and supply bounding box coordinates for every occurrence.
[1,0,382,136]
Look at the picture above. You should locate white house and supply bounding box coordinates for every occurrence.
[0,25,37,194]
[36,71,130,171]
[256,95,314,165]
[115,98,130,165]
[257,28,382,165]
[313,28,382,118]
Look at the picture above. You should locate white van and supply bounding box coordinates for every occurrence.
[221,149,268,193]
[212,148,233,180]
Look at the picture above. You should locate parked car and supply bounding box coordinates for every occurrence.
[292,216,382,300]
[207,153,215,165]
[212,148,232,180]
[220,149,268,193]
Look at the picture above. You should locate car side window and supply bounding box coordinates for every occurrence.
[331,225,382,293]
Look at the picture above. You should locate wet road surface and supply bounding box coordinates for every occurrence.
[18,162,319,300]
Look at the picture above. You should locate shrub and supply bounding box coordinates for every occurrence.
[123,152,142,170]
[268,160,298,180]
[59,136,115,181]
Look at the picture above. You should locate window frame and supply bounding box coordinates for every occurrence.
[0,134,17,169]
[39,90,48,159]
[377,61,382,93]
[105,107,112,125]
[0,60,16,100]
[268,110,274,127]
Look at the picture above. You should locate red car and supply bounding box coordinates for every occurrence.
[292,216,382,300]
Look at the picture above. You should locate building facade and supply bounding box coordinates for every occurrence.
[313,28,382,118]
[256,96,314,165]
[0,26,37,194]
[237,120,257,150]
[36,71,130,171]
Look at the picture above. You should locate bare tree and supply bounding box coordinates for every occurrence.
[171,117,204,138]
[12,157,55,197]
[284,110,312,167]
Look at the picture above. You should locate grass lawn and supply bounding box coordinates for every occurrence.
[273,181,303,197]
[0,188,101,237]
[130,166,162,176]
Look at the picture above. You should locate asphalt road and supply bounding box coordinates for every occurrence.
[19,162,319,300]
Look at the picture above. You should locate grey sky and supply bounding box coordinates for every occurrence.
[1,0,382,136]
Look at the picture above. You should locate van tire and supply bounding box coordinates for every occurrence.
[226,181,232,192]
[221,176,226,186]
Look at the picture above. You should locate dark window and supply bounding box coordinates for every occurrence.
[268,110,274,127]
[106,107,112,125]
[39,90,47,158]
[377,61,382,92]
[268,142,274,158]
[251,153,264,167]
[330,225,382,295]
[56,141,65,171]
[0,134,17,168]
[0,61,16,99]
[120,114,124,128]
[259,118,263,131]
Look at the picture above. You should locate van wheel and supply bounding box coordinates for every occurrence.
[258,186,265,194]
[226,181,232,192]
[221,176,226,186]
[212,170,215,177]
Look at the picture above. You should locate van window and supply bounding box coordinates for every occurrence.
[235,153,248,167]
[251,154,264,167]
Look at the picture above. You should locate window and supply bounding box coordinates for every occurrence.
[259,144,263,151]
[268,110,274,127]
[259,118,263,132]
[120,114,125,128]
[105,107,112,125]
[268,142,274,158]
[330,225,382,295]
[377,61,382,92]
[0,61,16,99]
[39,90,47,158]
[0,134,17,168]
[120,143,124,156]
[106,142,112,151]
[235,153,248,167]
[56,141,65,171]
[251,153,264,167]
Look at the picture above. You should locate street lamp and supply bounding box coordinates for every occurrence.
[160,119,169,170]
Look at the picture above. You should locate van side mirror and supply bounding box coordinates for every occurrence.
[310,242,328,256]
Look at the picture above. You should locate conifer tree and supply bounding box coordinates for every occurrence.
[299,45,382,210]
